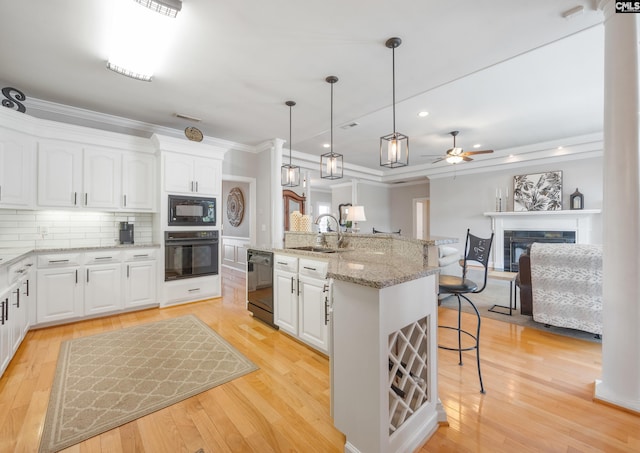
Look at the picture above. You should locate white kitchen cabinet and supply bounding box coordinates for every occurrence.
[164,153,220,195]
[37,141,83,208]
[123,249,157,308]
[298,258,330,354]
[7,257,33,353]
[273,255,330,353]
[273,254,298,336]
[0,285,13,376]
[38,141,139,210]
[36,265,84,324]
[84,263,123,315]
[298,274,329,354]
[83,147,122,209]
[122,152,156,211]
[0,130,35,208]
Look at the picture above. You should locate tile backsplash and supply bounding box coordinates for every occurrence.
[0,210,154,249]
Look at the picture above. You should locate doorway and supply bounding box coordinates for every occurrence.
[413,198,429,239]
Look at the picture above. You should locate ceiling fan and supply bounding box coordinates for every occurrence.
[425,131,494,164]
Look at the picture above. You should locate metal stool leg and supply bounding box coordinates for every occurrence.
[438,293,485,393]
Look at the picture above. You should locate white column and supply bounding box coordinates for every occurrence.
[595,0,640,412]
[271,138,285,247]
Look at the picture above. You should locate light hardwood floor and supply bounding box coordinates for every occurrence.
[0,268,638,452]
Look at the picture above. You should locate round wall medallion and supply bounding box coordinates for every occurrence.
[184,126,203,142]
[226,187,245,227]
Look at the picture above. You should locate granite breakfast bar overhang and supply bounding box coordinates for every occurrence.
[280,233,454,453]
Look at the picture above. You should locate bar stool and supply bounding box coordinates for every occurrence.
[438,229,494,393]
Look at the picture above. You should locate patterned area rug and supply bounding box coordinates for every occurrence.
[39,315,258,453]
[439,280,602,343]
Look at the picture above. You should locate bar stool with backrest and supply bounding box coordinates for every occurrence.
[438,228,494,393]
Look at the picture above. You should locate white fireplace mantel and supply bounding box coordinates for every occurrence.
[484,209,602,270]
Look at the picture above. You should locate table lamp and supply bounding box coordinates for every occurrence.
[346,205,366,233]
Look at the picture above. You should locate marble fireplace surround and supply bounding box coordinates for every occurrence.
[484,209,602,271]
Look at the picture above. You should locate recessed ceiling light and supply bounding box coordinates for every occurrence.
[417,111,429,117]
[558,146,564,149]
[323,143,330,148]
[473,144,481,148]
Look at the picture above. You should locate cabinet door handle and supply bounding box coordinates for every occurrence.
[133,254,149,258]
[49,259,70,264]
[85,193,88,205]
[303,266,317,271]
[127,264,130,278]
[190,181,194,192]
[124,194,127,207]
[1,299,5,325]
[25,279,29,297]
[290,276,294,294]
[95,256,112,260]
[188,288,200,292]
[297,278,301,295]
[74,192,77,205]
[195,181,198,192]
[277,261,289,266]
[75,269,78,284]
[4,297,8,322]
[324,296,329,325]
[86,269,89,283]
[14,288,20,308]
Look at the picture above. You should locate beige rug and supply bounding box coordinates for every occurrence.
[39,315,258,453]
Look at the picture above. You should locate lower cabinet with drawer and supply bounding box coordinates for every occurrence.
[273,254,330,354]
[36,248,158,326]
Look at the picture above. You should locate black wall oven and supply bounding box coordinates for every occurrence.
[168,195,216,226]
[165,230,219,281]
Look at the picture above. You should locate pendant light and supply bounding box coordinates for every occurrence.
[380,37,409,168]
[321,76,343,180]
[281,100,300,187]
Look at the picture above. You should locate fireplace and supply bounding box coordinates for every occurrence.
[484,210,600,271]
[503,230,576,272]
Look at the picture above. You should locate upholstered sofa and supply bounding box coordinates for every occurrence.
[517,243,602,335]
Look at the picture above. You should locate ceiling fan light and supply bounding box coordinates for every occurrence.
[380,132,409,168]
[446,155,463,164]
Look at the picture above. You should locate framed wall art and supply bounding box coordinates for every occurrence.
[513,171,562,211]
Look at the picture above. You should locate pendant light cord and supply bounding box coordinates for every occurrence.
[392,46,396,135]
[330,81,334,156]
[289,103,293,164]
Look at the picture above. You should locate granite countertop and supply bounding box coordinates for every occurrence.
[272,248,440,289]
[0,243,161,269]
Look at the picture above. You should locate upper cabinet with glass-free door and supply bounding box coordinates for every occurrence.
[0,129,35,209]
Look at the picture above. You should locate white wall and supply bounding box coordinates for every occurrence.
[390,181,429,237]
[429,156,603,254]
[357,182,392,233]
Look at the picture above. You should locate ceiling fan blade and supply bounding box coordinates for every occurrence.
[432,156,447,164]
[462,156,474,162]
[462,149,494,156]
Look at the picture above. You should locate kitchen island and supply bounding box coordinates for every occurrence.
[278,233,454,453]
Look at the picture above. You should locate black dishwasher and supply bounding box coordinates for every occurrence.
[247,249,277,329]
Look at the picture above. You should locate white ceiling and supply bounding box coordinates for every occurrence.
[0,0,605,185]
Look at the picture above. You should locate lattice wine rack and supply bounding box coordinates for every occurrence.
[388,316,430,434]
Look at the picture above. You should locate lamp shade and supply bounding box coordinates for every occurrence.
[346,205,366,222]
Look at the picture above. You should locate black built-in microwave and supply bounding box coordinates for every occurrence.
[168,195,216,226]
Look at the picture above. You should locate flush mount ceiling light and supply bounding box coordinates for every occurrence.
[281,101,300,187]
[321,76,343,180]
[107,0,182,81]
[380,37,409,169]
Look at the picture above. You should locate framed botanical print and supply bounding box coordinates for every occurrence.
[513,171,562,211]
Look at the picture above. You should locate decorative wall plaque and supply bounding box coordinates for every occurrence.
[226,187,245,227]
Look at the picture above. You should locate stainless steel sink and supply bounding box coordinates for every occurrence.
[287,246,337,253]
